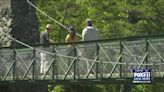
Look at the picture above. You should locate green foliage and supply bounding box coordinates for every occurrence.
[34,0,164,92]
[48,85,64,92]
[132,84,152,92]
[47,84,120,92]
[35,0,164,42]
[36,0,164,41]
[132,84,164,92]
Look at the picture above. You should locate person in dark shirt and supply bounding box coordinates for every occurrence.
[40,24,55,74]
[40,24,55,44]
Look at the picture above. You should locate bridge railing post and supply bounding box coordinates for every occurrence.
[96,43,100,79]
[32,48,36,80]
[52,45,56,80]
[73,44,76,79]
[12,39,17,80]
[13,47,16,80]
[120,41,123,78]
[145,40,149,69]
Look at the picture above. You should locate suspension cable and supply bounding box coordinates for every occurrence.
[0,30,34,49]
[1,0,83,56]
[0,0,82,52]
[26,0,82,38]
[0,30,55,56]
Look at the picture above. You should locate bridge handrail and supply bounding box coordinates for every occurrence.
[1,32,164,49]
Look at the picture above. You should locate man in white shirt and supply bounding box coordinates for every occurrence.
[82,19,99,72]
[82,19,99,41]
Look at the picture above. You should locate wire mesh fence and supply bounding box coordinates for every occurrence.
[1,37,164,81]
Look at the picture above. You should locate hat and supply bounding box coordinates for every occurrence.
[68,26,75,33]
[46,24,53,29]
[86,18,92,23]
[86,18,92,26]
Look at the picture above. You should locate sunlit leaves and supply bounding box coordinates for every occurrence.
[35,0,164,41]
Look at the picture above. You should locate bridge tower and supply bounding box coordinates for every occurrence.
[0,0,46,92]
[0,0,39,47]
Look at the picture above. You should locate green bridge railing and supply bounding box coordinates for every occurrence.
[1,35,164,84]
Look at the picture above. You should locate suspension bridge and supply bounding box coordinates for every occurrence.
[1,0,164,85]
[1,32,164,84]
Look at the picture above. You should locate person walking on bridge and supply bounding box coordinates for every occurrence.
[65,26,80,66]
[40,24,55,74]
[82,18,99,73]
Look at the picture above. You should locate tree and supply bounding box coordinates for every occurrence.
[34,0,164,92]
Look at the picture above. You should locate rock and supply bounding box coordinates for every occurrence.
[7,19,12,27]
[11,0,39,45]
[0,0,12,47]
[0,0,39,47]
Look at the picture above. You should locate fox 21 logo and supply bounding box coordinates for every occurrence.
[133,69,151,83]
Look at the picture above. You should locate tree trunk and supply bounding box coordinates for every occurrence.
[120,84,132,92]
